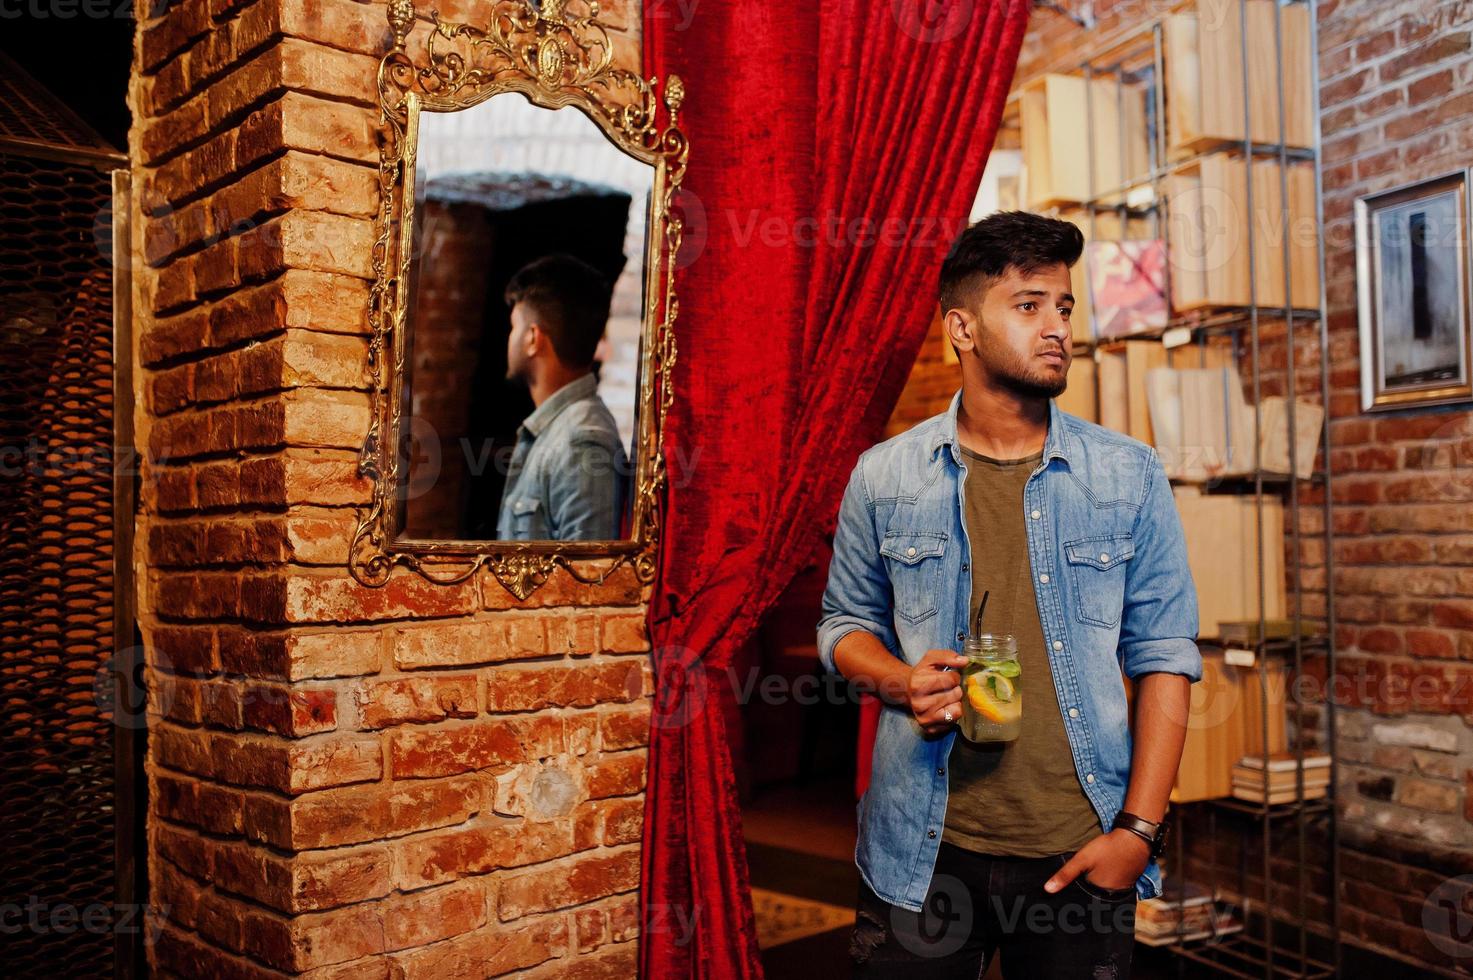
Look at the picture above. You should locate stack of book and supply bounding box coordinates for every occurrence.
[1231,752,1331,804]
[1218,618,1322,651]
[1136,885,1242,946]
[1143,366,1324,482]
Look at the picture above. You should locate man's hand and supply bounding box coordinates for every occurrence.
[907,649,968,736]
[1044,829,1150,894]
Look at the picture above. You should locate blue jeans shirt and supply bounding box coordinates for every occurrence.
[495,373,629,541]
[818,392,1202,911]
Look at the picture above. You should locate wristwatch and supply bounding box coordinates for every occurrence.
[1112,811,1168,860]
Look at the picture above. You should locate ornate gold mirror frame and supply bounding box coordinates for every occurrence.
[350,0,687,599]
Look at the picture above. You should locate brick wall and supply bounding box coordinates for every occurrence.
[888,0,1473,973]
[129,1,651,976]
[1314,0,1473,970]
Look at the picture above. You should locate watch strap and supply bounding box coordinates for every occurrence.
[1112,811,1167,858]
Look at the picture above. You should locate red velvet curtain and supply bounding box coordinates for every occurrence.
[640,2,1032,976]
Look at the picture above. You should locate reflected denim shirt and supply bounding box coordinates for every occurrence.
[818,392,1201,911]
[496,373,629,541]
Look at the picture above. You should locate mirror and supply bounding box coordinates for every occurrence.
[352,0,688,599]
[400,95,650,543]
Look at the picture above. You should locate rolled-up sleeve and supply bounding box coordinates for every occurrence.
[817,460,899,675]
[1119,450,1202,682]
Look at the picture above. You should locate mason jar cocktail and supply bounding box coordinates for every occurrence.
[959,633,1021,742]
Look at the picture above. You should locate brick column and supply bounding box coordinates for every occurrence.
[130,2,652,975]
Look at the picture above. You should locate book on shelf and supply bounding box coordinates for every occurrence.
[1141,365,1323,482]
[1137,884,1211,926]
[1235,751,1331,773]
[1259,395,1324,480]
[1229,781,1328,804]
[1136,885,1243,944]
[1231,768,1331,790]
[1136,919,1244,946]
[1218,618,1320,646]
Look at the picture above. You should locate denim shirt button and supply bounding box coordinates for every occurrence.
[937,767,945,776]
[1086,773,1096,784]
[956,631,965,642]
[1030,509,1041,519]
[1039,573,1049,584]
[1068,707,1080,718]
[1052,640,1063,651]
[927,829,937,839]
[961,562,970,572]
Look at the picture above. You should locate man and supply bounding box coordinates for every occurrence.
[818,211,1201,977]
[496,254,628,541]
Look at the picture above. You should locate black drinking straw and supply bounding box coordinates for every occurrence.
[973,590,990,638]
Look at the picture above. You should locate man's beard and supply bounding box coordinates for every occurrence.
[976,345,1070,399]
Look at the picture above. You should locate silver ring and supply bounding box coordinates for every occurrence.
[943,708,954,723]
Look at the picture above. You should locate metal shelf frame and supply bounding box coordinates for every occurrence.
[1042,1,1341,976]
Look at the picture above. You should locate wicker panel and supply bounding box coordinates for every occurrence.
[0,149,117,979]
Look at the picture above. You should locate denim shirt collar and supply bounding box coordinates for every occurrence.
[521,372,599,439]
[928,389,1073,466]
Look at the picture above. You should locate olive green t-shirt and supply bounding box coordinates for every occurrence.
[942,445,1102,857]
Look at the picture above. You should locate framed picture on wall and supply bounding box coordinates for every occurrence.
[1356,169,1473,411]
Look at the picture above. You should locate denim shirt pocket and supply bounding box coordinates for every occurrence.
[1063,533,1135,628]
[879,530,948,626]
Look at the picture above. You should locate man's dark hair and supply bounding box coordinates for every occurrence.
[938,211,1084,314]
[504,253,613,368]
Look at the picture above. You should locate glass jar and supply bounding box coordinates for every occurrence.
[958,633,1021,743]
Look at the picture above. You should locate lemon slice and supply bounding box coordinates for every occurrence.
[965,675,1009,723]
[989,673,1016,702]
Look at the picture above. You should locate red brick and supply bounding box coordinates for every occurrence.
[496,847,641,920]
[155,723,213,777]
[1406,628,1457,659]
[393,617,547,669]
[390,716,564,778]
[209,731,381,795]
[601,613,649,653]
[241,900,384,972]
[574,905,608,954]
[1432,599,1473,630]
[383,879,487,951]
[151,625,219,675]
[484,661,642,712]
[391,818,580,891]
[547,613,599,656]
[384,914,568,979]
[154,925,284,980]
[357,675,479,729]
[280,571,480,623]
[586,751,647,799]
[600,704,652,751]
[1381,30,1471,82]
[600,797,644,846]
[241,683,338,735]
[245,776,479,850]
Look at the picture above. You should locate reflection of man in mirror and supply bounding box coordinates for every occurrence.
[496,254,629,541]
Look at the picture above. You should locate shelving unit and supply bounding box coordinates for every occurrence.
[1009,2,1339,976]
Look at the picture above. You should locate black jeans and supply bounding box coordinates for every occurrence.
[849,842,1137,980]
